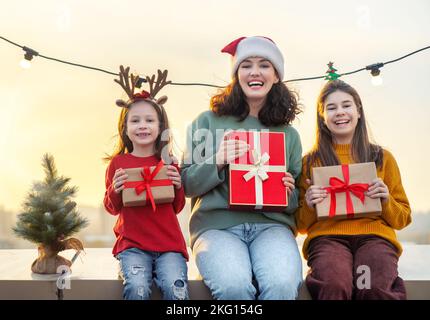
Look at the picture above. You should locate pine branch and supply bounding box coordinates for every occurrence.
[42,153,57,181]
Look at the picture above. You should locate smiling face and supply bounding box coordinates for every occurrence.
[237,57,279,105]
[126,100,160,153]
[323,90,361,144]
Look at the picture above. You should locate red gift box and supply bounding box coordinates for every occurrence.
[228,130,288,211]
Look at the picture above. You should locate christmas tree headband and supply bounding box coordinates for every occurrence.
[114,65,171,109]
[325,62,341,81]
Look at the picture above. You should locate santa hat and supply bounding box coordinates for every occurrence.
[221,36,284,80]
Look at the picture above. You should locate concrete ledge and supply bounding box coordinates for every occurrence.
[1,245,429,300]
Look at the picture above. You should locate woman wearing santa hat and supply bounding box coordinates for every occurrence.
[181,36,303,300]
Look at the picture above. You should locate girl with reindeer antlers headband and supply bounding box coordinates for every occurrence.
[103,66,189,300]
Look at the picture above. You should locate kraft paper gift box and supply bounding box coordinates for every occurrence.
[122,161,174,209]
[228,130,288,212]
[312,162,382,220]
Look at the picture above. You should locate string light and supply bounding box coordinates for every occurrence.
[1,36,429,86]
[366,62,384,86]
[135,76,147,88]
[19,46,38,69]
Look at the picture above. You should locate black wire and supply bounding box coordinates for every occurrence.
[0,36,22,48]
[340,67,367,77]
[284,75,326,83]
[38,53,118,76]
[1,35,429,86]
[0,35,119,76]
[384,45,430,65]
[170,82,224,88]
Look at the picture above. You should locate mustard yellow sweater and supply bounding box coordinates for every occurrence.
[296,144,411,260]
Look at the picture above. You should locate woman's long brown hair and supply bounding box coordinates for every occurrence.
[210,77,302,127]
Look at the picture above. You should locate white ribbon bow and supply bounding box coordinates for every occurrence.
[243,150,270,182]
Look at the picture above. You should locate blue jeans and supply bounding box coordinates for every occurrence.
[193,223,303,300]
[117,248,189,300]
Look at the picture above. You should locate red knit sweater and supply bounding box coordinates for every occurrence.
[103,153,188,260]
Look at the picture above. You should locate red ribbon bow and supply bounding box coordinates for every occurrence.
[124,160,172,211]
[324,164,369,218]
[133,90,151,99]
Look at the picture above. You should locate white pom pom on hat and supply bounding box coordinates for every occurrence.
[221,36,285,80]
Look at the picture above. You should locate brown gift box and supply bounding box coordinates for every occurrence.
[122,165,174,208]
[312,162,382,220]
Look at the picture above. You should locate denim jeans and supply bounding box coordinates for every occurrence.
[193,223,303,300]
[117,247,189,300]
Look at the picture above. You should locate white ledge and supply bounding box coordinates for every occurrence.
[1,245,430,300]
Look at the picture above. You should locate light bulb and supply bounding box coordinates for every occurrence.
[366,63,384,87]
[371,75,383,86]
[20,46,38,69]
[19,59,32,69]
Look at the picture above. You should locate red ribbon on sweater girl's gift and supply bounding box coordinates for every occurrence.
[123,160,172,211]
[324,164,369,218]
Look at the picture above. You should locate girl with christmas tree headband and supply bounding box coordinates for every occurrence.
[181,36,304,300]
[296,79,411,299]
[104,66,189,300]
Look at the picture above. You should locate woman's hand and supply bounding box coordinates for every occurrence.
[166,165,182,189]
[112,168,128,194]
[282,172,296,197]
[304,179,327,208]
[215,132,250,170]
[366,178,389,204]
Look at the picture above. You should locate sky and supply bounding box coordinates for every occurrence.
[1,0,429,214]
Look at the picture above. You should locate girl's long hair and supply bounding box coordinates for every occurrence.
[210,76,302,127]
[104,99,172,162]
[305,80,383,177]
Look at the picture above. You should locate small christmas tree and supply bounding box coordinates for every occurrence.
[13,154,89,274]
[325,61,341,81]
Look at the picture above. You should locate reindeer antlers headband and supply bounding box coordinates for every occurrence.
[114,65,171,108]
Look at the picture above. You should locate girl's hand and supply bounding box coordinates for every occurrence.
[304,179,327,208]
[282,172,296,197]
[166,165,182,189]
[366,178,389,204]
[112,168,128,194]
[215,131,250,170]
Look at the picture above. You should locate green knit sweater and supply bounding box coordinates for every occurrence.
[180,110,303,248]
